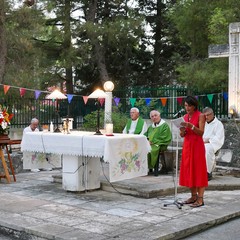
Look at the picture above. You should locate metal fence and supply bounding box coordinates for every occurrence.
[1,94,97,129]
[114,86,228,119]
[113,86,186,118]
[1,86,228,129]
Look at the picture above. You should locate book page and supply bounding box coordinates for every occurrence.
[171,117,185,129]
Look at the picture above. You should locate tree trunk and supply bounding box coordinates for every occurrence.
[85,0,110,84]
[0,0,7,83]
[94,40,109,83]
[152,0,163,86]
[63,0,73,94]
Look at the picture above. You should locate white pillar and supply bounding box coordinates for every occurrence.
[104,91,113,126]
[229,23,240,117]
[103,81,114,126]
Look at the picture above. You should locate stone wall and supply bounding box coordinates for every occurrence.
[0,129,24,175]
[0,152,25,179]
[221,119,240,168]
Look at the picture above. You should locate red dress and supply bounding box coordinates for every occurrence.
[179,110,208,187]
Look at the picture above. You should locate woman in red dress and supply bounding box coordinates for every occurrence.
[179,96,208,207]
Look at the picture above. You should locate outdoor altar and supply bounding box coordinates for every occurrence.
[21,131,151,192]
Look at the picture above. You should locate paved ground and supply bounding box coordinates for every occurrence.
[185,217,240,239]
[0,168,240,240]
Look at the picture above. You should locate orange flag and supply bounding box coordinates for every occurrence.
[3,85,10,94]
[160,97,167,107]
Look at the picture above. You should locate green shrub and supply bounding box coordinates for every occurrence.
[83,105,128,133]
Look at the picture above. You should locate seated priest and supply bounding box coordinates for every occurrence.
[122,107,148,135]
[144,110,172,174]
[202,107,225,181]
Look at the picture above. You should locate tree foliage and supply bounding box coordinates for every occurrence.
[170,0,240,92]
[1,0,240,97]
[0,0,7,83]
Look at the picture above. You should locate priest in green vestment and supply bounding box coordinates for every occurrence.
[123,107,148,135]
[145,110,172,170]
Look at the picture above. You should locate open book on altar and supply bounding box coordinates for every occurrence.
[171,117,185,129]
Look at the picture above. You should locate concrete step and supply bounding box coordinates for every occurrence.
[52,170,240,199]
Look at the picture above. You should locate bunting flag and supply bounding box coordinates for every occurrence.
[83,96,88,104]
[0,83,229,108]
[67,94,74,103]
[207,94,214,104]
[3,85,10,95]
[223,92,228,100]
[177,97,183,105]
[34,90,41,100]
[145,98,151,106]
[114,97,120,106]
[20,88,26,97]
[98,98,105,106]
[130,98,136,107]
[53,99,57,107]
[160,97,167,107]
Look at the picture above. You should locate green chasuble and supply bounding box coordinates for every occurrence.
[144,121,172,169]
[126,117,145,134]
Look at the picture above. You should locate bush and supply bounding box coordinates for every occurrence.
[83,105,128,133]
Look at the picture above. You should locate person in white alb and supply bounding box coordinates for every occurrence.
[23,118,52,172]
[122,107,148,135]
[23,118,39,134]
[202,107,225,181]
[23,118,40,172]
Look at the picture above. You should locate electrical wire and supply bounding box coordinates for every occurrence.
[40,132,83,174]
[100,160,141,197]
[40,132,152,197]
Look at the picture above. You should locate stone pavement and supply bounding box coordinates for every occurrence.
[0,169,240,240]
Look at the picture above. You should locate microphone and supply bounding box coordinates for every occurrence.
[173,108,185,118]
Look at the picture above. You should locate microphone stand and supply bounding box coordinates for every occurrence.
[163,112,183,209]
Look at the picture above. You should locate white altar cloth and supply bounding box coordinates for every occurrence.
[21,131,151,183]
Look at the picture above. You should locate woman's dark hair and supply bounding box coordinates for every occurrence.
[184,96,198,110]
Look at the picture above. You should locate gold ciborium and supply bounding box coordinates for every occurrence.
[62,118,70,134]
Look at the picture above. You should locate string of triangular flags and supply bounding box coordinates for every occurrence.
[127,93,228,108]
[0,84,228,107]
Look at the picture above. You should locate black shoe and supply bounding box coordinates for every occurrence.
[154,167,159,176]
[148,169,153,175]
[208,172,212,181]
[153,167,168,176]
[158,167,168,175]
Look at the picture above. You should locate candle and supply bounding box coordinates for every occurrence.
[105,123,113,135]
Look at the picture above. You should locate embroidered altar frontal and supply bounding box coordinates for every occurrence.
[21,131,151,182]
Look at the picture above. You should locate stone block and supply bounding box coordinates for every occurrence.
[216,149,233,164]
[164,147,182,171]
[0,152,24,174]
